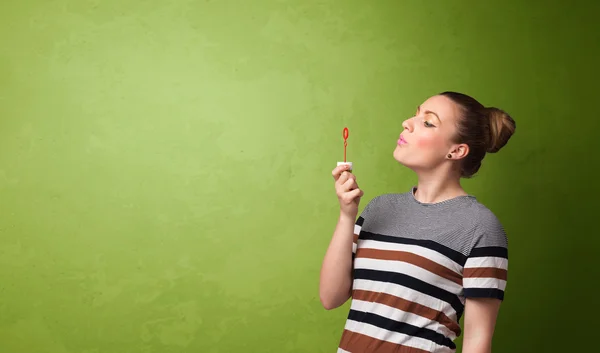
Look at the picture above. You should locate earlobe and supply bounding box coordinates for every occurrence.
[447,144,469,160]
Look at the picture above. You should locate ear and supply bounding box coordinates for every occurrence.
[448,143,469,160]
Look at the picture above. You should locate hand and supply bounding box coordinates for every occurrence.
[332,164,364,220]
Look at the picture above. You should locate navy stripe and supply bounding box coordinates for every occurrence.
[355,216,365,227]
[347,310,456,349]
[469,246,508,259]
[464,288,505,300]
[360,231,468,266]
[353,269,464,318]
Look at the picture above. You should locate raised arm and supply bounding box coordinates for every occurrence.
[319,164,363,310]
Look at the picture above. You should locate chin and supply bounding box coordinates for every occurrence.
[393,146,425,172]
[393,146,409,165]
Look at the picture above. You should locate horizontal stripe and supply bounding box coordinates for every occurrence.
[351,296,459,339]
[360,239,464,275]
[356,248,463,285]
[339,329,437,353]
[463,277,507,291]
[356,216,365,227]
[353,290,460,337]
[464,256,508,270]
[463,267,507,280]
[341,190,509,353]
[353,279,458,321]
[348,310,455,348]
[354,269,464,319]
[464,288,504,300]
[354,257,463,295]
[469,246,508,259]
[360,231,467,266]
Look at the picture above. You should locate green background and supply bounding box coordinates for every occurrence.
[1,1,598,352]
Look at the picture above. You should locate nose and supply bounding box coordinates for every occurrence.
[401,117,413,132]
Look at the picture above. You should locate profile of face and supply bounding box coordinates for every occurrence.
[394,95,468,174]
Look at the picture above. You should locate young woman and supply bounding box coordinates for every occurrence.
[320,91,516,353]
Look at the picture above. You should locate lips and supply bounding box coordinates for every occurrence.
[398,135,407,145]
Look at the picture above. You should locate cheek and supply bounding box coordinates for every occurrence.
[415,133,445,151]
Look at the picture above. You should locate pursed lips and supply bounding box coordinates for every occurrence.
[398,135,407,145]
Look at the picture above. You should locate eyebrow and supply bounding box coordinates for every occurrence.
[417,105,442,122]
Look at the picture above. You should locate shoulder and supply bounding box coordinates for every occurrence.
[360,192,410,214]
[366,192,412,206]
[462,202,509,300]
[468,201,508,252]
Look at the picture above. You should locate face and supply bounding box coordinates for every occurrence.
[394,95,468,172]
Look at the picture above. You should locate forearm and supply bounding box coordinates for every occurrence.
[461,337,491,353]
[319,212,356,310]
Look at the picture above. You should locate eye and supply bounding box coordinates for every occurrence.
[424,121,436,127]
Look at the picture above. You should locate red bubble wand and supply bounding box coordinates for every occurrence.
[343,127,349,162]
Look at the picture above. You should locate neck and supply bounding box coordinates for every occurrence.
[413,170,466,204]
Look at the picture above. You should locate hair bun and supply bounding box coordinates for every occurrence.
[485,107,516,153]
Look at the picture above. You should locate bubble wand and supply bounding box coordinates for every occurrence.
[337,127,353,171]
[343,127,348,162]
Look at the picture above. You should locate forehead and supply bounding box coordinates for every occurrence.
[420,95,460,123]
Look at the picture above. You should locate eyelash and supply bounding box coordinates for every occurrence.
[415,109,436,127]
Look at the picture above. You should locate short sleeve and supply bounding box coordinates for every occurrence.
[351,216,363,258]
[462,209,509,300]
[352,198,376,259]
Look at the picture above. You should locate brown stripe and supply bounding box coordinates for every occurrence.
[353,233,359,244]
[463,267,507,280]
[352,289,461,337]
[356,248,462,285]
[339,330,431,353]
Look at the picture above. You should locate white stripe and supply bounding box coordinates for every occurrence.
[343,320,454,352]
[353,279,458,321]
[465,256,508,270]
[354,257,462,294]
[352,224,361,254]
[351,299,457,339]
[344,320,431,351]
[359,239,463,274]
[337,348,351,353]
[463,278,507,291]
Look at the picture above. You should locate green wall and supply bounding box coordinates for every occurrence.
[1,1,598,352]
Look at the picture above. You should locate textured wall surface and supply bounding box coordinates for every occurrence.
[1,1,598,352]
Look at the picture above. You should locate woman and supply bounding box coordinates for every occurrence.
[319,91,515,353]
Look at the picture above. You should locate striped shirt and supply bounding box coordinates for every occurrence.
[338,187,508,353]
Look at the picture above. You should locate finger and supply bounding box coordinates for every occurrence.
[342,188,362,203]
[348,188,363,200]
[342,177,358,191]
[337,171,350,186]
[343,172,356,182]
[340,171,356,184]
[332,164,351,180]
